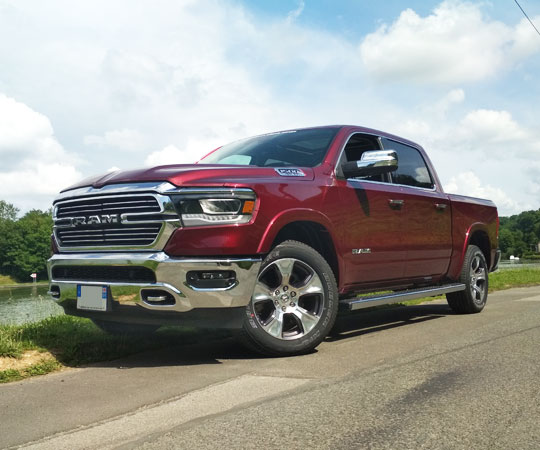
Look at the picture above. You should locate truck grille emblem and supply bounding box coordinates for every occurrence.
[71,214,120,226]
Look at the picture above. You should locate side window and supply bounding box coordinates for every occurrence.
[337,133,387,182]
[381,139,434,189]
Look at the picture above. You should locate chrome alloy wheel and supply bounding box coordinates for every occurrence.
[470,253,487,305]
[251,258,324,340]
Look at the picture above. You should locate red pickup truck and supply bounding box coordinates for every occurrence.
[47,125,500,356]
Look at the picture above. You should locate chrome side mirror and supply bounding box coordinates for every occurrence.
[341,150,398,179]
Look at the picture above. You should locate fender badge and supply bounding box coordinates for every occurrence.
[275,168,306,177]
[352,248,371,254]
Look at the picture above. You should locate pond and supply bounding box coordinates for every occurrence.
[0,285,64,325]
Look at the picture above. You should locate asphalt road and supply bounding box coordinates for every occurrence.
[1,286,539,449]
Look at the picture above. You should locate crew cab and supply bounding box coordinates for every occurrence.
[47,125,500,356]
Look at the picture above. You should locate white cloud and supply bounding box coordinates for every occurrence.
[444,171,526,216]
[286,1,305,24]
[145,137,223,167]
[447,109,540,158]
[145,145,194,167]
[0,93,82,211]
[360,1,540,83]
[459,109,528,142]
[0,93,63,165]
[84,129,146,151]
[511,16,540,60]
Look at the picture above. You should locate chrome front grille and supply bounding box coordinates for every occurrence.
[56,223,163,247]
[53,192,180,251]
[55,196,161,218]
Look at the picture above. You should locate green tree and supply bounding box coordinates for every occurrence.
[498,209,540,258]
[499,228,515,259]
[0,201,19,272]
[4,209,52,282]
[0,200,19,221]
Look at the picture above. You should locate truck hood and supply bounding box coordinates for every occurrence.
[61,164,315,192]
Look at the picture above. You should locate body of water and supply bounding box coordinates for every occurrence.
[0,285,64,325]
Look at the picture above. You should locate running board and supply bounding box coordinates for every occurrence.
[339,283,466,311]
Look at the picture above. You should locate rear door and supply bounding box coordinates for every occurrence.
[380,138,452,279]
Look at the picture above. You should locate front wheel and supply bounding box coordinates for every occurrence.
[241,241,338,356]
[446,245,488,314]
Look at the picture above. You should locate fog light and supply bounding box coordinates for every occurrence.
[186,271,236,289]
[140,289,175,306]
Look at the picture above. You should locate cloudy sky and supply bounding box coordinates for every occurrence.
[0,0,539,216]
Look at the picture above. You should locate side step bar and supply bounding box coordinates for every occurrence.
[339,283,466,311]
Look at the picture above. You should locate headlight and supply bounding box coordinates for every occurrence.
[170,188,256,227]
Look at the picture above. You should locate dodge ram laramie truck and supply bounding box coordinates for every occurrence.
[48,125,500,356]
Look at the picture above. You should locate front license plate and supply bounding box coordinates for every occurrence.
[77,285,108,311]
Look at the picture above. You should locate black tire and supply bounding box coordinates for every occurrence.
[92,319,159,336]
[446,245,488,314]
[241,240,338,356]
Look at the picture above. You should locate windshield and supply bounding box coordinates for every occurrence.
[200,128,339,167]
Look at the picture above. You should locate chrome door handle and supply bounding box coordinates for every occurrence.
[435,203,448,211]
[388,199,404,209]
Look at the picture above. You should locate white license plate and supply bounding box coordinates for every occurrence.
[77,285,108,311]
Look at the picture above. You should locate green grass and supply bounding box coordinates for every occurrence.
[489,267,540,291]
[0,315,228,383]
[397,267,540,306]
[0,274,48,286]
[0,275,17,285]
[0,329,24,358]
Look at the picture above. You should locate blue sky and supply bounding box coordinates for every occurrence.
[0,0,539,215]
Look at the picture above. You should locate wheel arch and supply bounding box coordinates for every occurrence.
[468,229,491,267]
[257,210,341,285]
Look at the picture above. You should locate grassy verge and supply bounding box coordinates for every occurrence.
[0,315,227,383]
[396,267,540,307]
[489,267,540,291]
[0,275,17,285]
[2,267,540,383]
[0,274,48,286]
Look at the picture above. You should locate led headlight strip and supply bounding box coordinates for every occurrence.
[169,188,256,227]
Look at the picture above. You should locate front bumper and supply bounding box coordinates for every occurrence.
[48,252,261,317]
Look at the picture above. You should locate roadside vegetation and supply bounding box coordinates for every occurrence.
[0,316,227,383]
[499,209,540,259]
[0,200,52,284]
[0,275,16,285]
[2,266,540,383]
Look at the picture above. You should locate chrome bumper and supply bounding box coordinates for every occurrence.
[47,252,261,313]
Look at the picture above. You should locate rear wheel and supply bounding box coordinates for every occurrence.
[92,319,159,335]
[446,245,488,314]
[241,241,338,356]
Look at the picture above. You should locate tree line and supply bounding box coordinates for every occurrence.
[499,209,540,260]
[0,200,52,283]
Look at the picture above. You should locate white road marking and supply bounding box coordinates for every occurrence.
[20,375,310,450]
